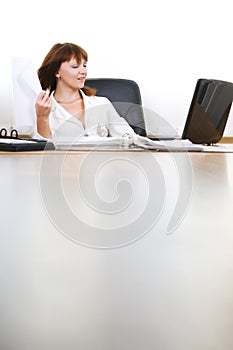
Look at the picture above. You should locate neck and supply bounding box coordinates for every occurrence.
[54,91,82,104]
[56,96,82,104]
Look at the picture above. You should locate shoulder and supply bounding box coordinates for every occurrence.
[82,91,111,106]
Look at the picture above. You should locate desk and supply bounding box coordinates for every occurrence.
[1,151,233,350]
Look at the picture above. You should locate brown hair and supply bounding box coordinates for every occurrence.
[37,42,96,96]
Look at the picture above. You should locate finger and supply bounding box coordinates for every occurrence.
[41,89,50,101]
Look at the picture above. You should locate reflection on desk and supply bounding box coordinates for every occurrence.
[1,151,233,350]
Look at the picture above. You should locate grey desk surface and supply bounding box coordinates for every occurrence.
[1,151,233,350]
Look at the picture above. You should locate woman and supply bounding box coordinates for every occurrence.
[35,42,136,140]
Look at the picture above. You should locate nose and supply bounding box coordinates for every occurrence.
[79,65,87,74]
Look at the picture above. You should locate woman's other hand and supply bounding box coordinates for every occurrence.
[35,90,52,138]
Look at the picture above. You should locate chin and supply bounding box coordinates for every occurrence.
[78,82,85,89]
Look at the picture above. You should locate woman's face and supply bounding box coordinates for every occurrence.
[56,57,87,90]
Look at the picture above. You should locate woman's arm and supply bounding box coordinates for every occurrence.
[106,99,136,137]
[35,90,52,138]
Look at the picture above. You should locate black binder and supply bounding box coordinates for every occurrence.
[0,128,55,152]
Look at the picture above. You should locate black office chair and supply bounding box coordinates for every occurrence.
[85,78,146,136]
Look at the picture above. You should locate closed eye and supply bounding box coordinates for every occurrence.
[72,62,87,69]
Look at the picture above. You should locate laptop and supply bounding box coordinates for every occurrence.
[150,78,233,145]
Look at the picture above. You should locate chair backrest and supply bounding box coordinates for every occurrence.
[85,78,146,136]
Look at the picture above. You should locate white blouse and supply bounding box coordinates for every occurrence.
[47,90,135,141]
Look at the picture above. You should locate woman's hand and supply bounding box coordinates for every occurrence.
[35,90,52,138]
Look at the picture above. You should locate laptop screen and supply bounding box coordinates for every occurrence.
[182,79,233,144]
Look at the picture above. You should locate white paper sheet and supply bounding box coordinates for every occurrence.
[55,135,205,152]
[55,136,134,150]
[0,138,37,144]
[11,56,42,134]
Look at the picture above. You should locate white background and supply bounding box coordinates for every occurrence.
[1,0,233,135]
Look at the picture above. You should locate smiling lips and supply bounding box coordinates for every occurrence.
[78,75,86,81]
